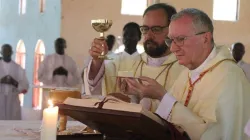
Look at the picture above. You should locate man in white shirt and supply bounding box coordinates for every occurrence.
[0,44,29,120]
[112,22,142,103]
[81,35,116,95]
[231,42,250,82]
[38,38,81,109]
[112,22,142,74]
[124,8,250,140]
[122,22,141,55]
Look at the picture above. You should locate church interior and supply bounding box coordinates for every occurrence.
[0,0,249,119]
[1,0,250,139]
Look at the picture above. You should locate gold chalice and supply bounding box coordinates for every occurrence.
[91,19,113,60]
[49,90,81,132]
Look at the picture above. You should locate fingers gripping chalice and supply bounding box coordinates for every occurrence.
[91,19,113,60]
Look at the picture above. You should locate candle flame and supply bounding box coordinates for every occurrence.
[48,99,53,108]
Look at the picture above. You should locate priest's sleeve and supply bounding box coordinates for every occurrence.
[140,98,160,112]
[156,93,211,139]
[87,60,105,95]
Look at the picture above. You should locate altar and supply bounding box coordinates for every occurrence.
[0,120,103,140]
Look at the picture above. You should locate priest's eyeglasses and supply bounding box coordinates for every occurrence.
[140,26,168,34]
[165,32,207,47]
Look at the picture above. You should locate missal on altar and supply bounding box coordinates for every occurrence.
[57,95,189,140]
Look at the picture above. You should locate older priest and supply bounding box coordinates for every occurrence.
[87,3,184,112]
[125,8,250,140]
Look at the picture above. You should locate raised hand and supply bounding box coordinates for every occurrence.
[88,38,109,80]
[89,38,108,61]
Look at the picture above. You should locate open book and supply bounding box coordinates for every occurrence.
[57,95,177,140]
[63,96,163,125]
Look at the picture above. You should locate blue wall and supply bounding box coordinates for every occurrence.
[0,0,61,107]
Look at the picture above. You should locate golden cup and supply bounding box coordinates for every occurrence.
[49,90,81,131]
[91,19,113,59]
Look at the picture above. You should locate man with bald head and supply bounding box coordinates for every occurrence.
[232,42,250,82]
[125,8,250,140]
[0,44,29,120]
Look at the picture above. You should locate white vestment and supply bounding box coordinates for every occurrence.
[238,60,250,82]
[156,46,250,140]
[81,55,92,94]
[38,53,81,87]
[38,53,81,109]
[0,60,29,120]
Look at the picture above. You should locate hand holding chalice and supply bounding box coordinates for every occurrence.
[91,19,113,60]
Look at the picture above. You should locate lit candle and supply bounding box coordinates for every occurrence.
[41,99,59,140]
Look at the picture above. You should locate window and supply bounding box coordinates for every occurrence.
[114,44,144,54]
[39,0,45,13]
[33,40,45,110]
[114,36,144,54]
[137,44,144,54]
[121,0,147,16]
[18,0,26,15]
[213,0,239,21]
[15,40,26,106]
[114,45,125,54]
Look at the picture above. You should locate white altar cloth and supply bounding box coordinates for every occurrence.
[0,121,86,140]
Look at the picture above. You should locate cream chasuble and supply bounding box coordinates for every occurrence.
[102,52,185,112]
[167,46,250,140]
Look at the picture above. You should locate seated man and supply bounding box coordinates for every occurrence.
[87,3,185,112]
[0,44,29,120]
[125,8,250,140]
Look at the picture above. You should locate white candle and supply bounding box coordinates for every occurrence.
[41,100,59,140]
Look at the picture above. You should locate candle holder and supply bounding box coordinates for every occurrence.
[49,90,81,131]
